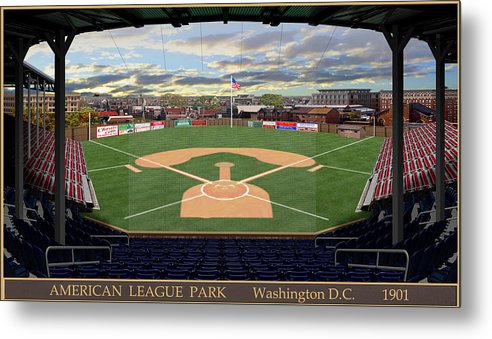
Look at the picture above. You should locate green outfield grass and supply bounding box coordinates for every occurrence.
[82,125,383,233]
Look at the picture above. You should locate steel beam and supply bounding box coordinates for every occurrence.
[14,47,25,219]
[54,31,66,244]
[36,76,40,149]
[43,81,46,135]
[435,39,446,221]
[382,25,414,245]
[7,38,30,220]
[45,30,75,244]
[427,34,453,222]
[27,72,31,158]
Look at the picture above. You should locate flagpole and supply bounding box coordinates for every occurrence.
[230,74,233,128]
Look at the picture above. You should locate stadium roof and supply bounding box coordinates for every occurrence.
[3,3,458,63]
[4,61,55,91]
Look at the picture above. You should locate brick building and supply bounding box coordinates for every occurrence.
[289,107,340,124]
[375,103,436,126]
[3,92,80,114]
[311,89,372,107]
[379,89,458,123]
[370,91,380,111]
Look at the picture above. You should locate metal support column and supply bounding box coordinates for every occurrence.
[45,30,76,244]
[27,72,31,158]
[382,25,414,245]
[427,34,452,222]
[43,81,46,135]
[36,76,40,149]
[7,38,30,219]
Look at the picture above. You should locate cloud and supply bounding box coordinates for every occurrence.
[174,76,225,86]
[23,21,455,97]
[135,72,179,85]
[68,25,191,54]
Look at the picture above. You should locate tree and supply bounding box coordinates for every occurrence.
[260,94,284,121]
[259,94,284,109]
[65,111,81,127]
[78,105,99,126]
[160,93,188,108]
[23,106,55,130]
[24,105,103,129]
[192,96,220,110]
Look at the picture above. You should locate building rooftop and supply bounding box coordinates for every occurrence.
[308,107,338,115]
[317,89,371,92]
[380,89,458,93]
[338,124,366,131]
[236,105,267,113]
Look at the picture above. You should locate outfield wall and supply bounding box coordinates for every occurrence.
[66,118,402,142]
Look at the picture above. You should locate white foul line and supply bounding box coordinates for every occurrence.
[124,194,204,220]
[88,164,128,173]
[89,140,211,184]
[318,165,371,176]
[241,137,374,183]
[246,193,329,221]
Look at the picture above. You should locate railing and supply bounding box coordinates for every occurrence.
[417,205,457,218]
[45,245,112,277]
[90,234,130,246]
[4,203,39,214]
[334,248,410,281]
[419,215,458,226]
[314,237,358,248]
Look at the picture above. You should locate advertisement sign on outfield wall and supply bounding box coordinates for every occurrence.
[296,122,319,132]
[248,120,263,128]
[151,121,165,130]
[192,119,207,126]
[276,121,297,131]
[174,119,192,127]
[262,121,276,129]
[135,122,151,133]
[118,123,134,135]
[96,125,118,138]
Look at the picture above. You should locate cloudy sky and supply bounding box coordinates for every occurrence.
[25,21,458,97]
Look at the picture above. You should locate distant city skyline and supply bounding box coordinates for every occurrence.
[25,21,458,97]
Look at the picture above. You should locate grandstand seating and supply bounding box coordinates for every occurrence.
[358,121,458,209]
[3,185,457,283]
[17,118,94,206]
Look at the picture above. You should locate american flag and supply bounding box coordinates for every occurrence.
[231,77,240,90]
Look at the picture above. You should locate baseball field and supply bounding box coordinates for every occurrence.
[81,125,383,234]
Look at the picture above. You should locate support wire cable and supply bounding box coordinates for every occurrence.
[200,23,204,71]
[240,23,244,72]
[108,30,130,73]
[312,26,337,74]
[277,23,284,70]
[160,25,167,71]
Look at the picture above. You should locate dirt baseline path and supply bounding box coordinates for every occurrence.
[135,147,316,169]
